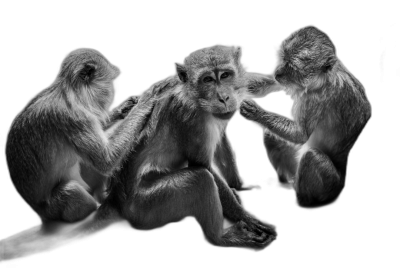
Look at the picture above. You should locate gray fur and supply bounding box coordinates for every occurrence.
[240,26,371,206]
[6,48,154,222]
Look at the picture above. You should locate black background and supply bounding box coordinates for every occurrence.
[0,6,398,277]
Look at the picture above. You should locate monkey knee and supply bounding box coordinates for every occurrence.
[44,182,97,222]
[61,200,97,222]
[296,151,343,207]
[195,169,219,196]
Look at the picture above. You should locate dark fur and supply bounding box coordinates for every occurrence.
[240,26,371,206]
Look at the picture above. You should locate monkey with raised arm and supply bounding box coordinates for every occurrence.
[6,49,154,223]
[240,26,371,207]
[102,45,278,248]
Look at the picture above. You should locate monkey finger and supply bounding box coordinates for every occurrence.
[126,96,139,106]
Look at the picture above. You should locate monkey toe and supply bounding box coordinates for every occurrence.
[245,218,277,237]
[235,185,261,191]
[240,231,274,248]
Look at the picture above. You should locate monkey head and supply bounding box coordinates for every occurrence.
[59,48,120,110]
[274,26,337,94]
[176,45,245,120]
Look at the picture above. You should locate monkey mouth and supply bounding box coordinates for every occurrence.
[212,111,236,120]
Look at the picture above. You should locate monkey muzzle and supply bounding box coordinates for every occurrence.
[212,111,236,120]
[274,68,285,83]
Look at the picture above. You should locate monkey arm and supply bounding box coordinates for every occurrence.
[213,133,243,190]
[244,73,283,98]
[240,99,307,144]
[70,99,154,175]
[211,169,247,221]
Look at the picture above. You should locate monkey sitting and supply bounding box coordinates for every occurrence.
[240,26,371,207]
[102,45,278,248]
[6,49,154,223]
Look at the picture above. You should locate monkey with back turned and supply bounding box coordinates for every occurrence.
[100,45,278,248]
[6,49,154,223]
[241,26,371,206]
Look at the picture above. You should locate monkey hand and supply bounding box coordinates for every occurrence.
[240,99,262,121]
[117,96,140,119]
[110,96,139,121]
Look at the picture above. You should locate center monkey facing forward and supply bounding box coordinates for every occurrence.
[103,45,278,248]
[109,47,275,247]
[240,26,371,207]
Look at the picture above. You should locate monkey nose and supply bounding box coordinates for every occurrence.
[274,69,284,81]
[218,95,229,104]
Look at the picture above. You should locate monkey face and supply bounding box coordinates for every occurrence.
[194,68,240,119]
[176,46,245,119]
[275,26,337,93]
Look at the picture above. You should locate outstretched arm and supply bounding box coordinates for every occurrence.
[240,99,307,144]
[243,73,282,98]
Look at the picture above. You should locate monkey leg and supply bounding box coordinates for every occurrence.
[41,180,97,222]
[211,170,277,247]
[264,130,299,183]
[295,148,344,207]
[125,168,273,248]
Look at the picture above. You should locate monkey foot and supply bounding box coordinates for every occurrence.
[223,221,277,249]
[243,215,278,236]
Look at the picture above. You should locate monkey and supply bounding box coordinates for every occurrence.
[124,46,273,246]
[240,26,372,207]
[5,48,155,223]
[99,45,278,248]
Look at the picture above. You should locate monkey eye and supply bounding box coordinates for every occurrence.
[220,72,231,79]
[203,76,214,83]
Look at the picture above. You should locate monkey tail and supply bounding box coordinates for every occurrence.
[0,206,119,262]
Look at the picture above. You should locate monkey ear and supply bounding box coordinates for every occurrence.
[322,57,337,73]
[78,64,96,83]
[176,63,188,83]
[233,47,242,65]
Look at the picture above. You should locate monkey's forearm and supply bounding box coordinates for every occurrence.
[255,111,307,144]
[211,170,246,221]
[241,100,306,144]
[214,133,243,189]
[79,101,154,175]
[245,73,282,98]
